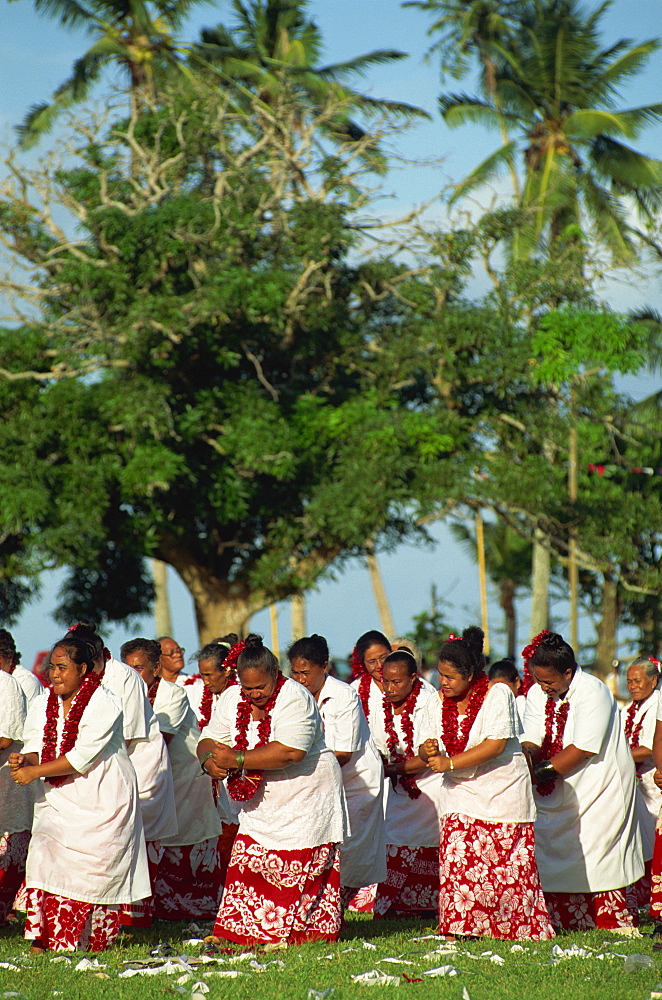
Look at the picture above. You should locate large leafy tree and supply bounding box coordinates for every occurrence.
[0,79,467,639]
[425,0,662,261]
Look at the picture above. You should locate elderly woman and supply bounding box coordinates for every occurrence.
[368,649,443,920]
[619,656,660,909]
[288,634,386,912]
[10,635,149,952]
[121,638,223,920]
[0,670,31,927]
[198,634,347,945]
[419,628,553,940]
[521,630,643,930]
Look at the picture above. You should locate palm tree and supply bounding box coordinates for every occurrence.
[18,0,204,148]
[191,0,427,169]
[436,0,662,261]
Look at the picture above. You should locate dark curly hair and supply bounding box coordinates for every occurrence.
[528,632,577,675]
[120,638,162,668]
[437,627,485,680]
[287,634,329,667]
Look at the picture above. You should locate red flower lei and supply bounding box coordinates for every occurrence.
[198,676,237,730]
[441,673,490,756]
[624,698,647,748]
[358,672,373,720]
[147,677,161,706]
[520,629,552,696]
[350,646,364,681]
[536,696,571,796]
[383,677,422,799]
[41,671,103,787]
[184,673,202,686]
[227,671,287,802]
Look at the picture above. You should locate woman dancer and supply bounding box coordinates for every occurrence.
[522,630,643,930]
[198,635,347,945]
[10,635,149,952]
[289,634,386,912]
[420,628,553,940]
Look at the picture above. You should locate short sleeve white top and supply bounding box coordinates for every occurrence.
[522,667,643,892]
[10,665,43,706]
[418,682,535,824]
[203,678,347,851]
[0,670,33,833]
[152,678,220,846]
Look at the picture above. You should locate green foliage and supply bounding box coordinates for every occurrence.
[531,308,646,384]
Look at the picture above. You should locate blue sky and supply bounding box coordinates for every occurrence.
[1,0,661,667]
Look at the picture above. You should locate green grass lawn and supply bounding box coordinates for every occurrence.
[1,912,660,1000]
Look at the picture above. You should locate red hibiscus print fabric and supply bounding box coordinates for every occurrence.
[0,831,29,925]
[438,813,554,940]
[119,840,164,928]
[213,835,341,945]
[545,888,636,930]
[154,836,223,920]
[373,845,439,919]
[24,888,120,951]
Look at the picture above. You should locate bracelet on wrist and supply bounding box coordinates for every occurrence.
[533,759,558,784]
[199,751,214,775]
[448,756,454,771]
[235,750,245,771]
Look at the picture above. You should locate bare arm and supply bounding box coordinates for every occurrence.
[0,737,13,752]
[548,744,594,776]
[198,738,306,779]
[631,745,652,764]
[384,754,427,779]
[10,752,77,786]
[423,737,508,774]
[335,750,352,768]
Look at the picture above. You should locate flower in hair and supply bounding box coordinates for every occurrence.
[650,657,661,671]
[223,640,247,675]
[521,629,552,667]
[447,634,463,642]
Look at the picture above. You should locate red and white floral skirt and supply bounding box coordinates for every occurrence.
[119,840,163,929]
[373,845,439,919]
[342,884,377,914]
[154,836,224,920]
[545,889,635,930]
[24,888,120,952]
[650,824,662,919]
[626,858,652,912]
[0,831,30,926]
[438,813,555,940]
[213,834,341,945]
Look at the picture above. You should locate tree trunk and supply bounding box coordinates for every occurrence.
[291,593,306,641]
[500,578,517,659]
[156,537,265,644]
[594,574,620,679]
[366,542,395,638]
[530,530,550,637]
[151,558,172,637]
[475,511,490,656]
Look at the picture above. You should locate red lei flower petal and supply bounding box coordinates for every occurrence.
[226,672,287,802]
[42,671,103,787]
[383,677,423,799]
[358,672,372,720]
[147,677,161,706]
[536,696,570,796]
[441,673,489,757]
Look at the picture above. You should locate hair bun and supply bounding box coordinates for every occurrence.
[462,626,484,653]
[244,633,264,649]
[542,632,565,650]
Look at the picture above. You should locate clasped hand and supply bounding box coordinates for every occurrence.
[203,743,241,780]
[9,753,37,786]
[421,738,452,774]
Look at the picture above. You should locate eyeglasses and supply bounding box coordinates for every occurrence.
[162,648,185,657]
[365,653,389,669]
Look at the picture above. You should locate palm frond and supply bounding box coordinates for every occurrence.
[448,139,521,204]
[440,92,514,130]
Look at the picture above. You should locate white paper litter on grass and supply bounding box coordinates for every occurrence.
[378,959,415,966]
[421,945,457,959]
[422,965,458,977]
[190,983,209,994]
[308,989,335,1000]
[74,958,106,972]
[176,975,192,985]
[183,938,204,947]
[351,969,400,986]
[49,957,71,965]
[411,935,442,942]
[362,941,377,950]
[489,955,505,965]
[249,959,285,972]
[203,970,245,978]
[462,989,472,1000]
[228,952,257,963]
[510,945,526,953]
[0,966,19,973]
[118,959,193,979]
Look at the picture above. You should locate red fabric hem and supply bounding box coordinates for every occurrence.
[546,889,636,930]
